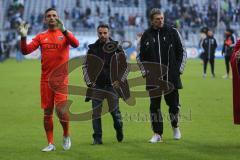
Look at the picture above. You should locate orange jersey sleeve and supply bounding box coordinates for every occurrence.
[20,35,40,55]
[63,30,79,48]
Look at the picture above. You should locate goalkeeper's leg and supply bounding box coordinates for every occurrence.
[43,107,54,145]
[56,100,69,137]
[55,98,71,150]
[41,82,55,145]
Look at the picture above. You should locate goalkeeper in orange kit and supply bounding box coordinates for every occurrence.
[18,8,79,152]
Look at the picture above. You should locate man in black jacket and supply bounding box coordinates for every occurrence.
[82,24,130,145]
[222,28,236,79]
[137,8,187,143]
[202,30,217,78]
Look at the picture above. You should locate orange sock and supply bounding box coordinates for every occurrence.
[60,115,69,137]
[56,101,70,137]
[44,115,54,144]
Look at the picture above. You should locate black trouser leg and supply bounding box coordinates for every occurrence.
[150,97,163,135]
[107,93,122,131]
[111,109,123,131]
[210,58,215,75]
[92,99,103,141]
[164,90,180,128]
[203,59,208,74]
[225,56,230,74]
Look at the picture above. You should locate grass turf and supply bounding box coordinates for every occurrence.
[0,59,240,160]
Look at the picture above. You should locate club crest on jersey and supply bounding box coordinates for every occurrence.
[58,36,64,40]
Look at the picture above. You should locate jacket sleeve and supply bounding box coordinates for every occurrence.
[20,35,40,55]
[82,49,93,87]
[116,46,130,82]
[230,34,237,47]
[63,31,79,48]
[214,38,218,51]
[222,42,226,54]
[137,32,148,77]
[173,28,187,74]
[202,39,207,51]
[121,62,130,82]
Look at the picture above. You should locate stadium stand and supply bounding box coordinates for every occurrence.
[0,0,240,59]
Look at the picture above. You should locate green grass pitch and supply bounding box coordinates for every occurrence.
[0,59,240,160]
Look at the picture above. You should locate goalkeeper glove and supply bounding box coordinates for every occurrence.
[56,19,66,32]
[18,22,29,37]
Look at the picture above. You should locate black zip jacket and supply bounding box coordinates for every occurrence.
[202,36,217,60]
[137,24,187,90]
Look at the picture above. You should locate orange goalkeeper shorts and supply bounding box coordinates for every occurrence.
[40,81,68,109]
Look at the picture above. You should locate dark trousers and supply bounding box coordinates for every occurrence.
[91,85,123,141]
[225,56,231,74]
[150,90,180,135]
[203,58,215,75]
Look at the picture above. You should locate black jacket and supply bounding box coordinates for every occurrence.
[137,24,187,90]
[202,36,217,60]
[222,34,236,57]
[83,38,130,101]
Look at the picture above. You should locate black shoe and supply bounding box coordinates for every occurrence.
[92,139,103,145]
[116,129,124,142]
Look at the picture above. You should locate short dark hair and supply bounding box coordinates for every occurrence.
[150,8,163,20]
[97,24,110,30]
[226,28,234,34]
[200,27,209,34]
[44,8,57,15]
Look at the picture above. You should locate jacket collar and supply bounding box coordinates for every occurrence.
[88,37,118,49]
[94,37,117,45]
[150,24,169,32]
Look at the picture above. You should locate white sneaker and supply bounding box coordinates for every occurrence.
[63,136,71,150]
[41,144,56,152]
[222,74,229,79]
[173,127,181,140]
[149,134,162,143]
[202,73,206,78]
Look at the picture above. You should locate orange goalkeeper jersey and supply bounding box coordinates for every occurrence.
[20,29,79,81]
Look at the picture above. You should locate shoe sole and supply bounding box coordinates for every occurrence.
[149,140,163,143]
[41,148,56,152]
[63,146,71,151]
[174,136,181,140]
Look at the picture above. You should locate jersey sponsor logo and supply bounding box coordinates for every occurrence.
[42,43,63,50]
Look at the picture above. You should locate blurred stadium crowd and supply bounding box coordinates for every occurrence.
[0,0,240,62]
